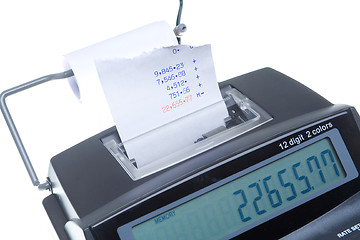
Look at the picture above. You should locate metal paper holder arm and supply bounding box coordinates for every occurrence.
[0,70,74,190]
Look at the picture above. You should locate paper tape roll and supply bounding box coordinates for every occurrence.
[63,21,178,126]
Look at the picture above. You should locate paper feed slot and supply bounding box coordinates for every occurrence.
[101,85,272,180]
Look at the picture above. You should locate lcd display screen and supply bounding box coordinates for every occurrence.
[130,138,346,240]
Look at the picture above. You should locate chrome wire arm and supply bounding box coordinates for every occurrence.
[0,69,74,190]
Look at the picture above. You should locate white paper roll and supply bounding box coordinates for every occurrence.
[63,21,178,128]
[95,44,228,168]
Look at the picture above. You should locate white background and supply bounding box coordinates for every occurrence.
[0,0,359,239]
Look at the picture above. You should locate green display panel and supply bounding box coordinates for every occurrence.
[130,138,345,240]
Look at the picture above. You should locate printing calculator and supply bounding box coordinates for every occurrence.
[2,68,360,239]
